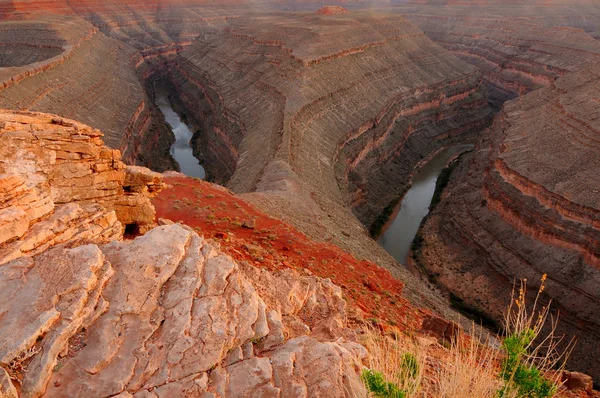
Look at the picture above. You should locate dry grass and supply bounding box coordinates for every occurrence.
[437,326,503,398]
[361,276,575,398]
[360,327,425,397]
[499,276,575,397]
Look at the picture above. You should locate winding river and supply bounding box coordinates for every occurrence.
[155,83,206,179]
[378,145,473,263]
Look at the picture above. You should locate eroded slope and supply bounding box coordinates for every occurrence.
[416,65,600,381]
[0,111,367,397]
[161,11,492,241]
[394,1,600,107]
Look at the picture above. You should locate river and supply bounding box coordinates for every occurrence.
[154,83,206,179]
[378,145,473,263]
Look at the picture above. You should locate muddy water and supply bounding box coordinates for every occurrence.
[378,145,473,263]
[155,83,206,179]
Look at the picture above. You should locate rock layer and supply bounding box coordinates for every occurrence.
[394,2,600,108]
[157,11,492,237]
[0,111,367,397]
[416,65,600,381]
[0,110,164,264]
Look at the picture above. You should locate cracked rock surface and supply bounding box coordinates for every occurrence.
[0,110,165,266]
[1,224,366,397]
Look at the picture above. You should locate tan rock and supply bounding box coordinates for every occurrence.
[0,245,110,398]
[0,203,122,266]
[1,224,365,398]
[0,110,164,263]
[0,207,28,244]
[0,367,18,398]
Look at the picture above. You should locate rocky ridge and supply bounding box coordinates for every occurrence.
[414,65,600,381]
[0,110,164,264]
[0,110,367,397]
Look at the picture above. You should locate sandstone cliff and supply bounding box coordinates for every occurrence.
[0,110,164,264]
[415,65,600,382]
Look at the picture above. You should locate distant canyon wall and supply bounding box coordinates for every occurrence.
[144,13,493,235]
[394,3,600,108]
[416,65,600,382]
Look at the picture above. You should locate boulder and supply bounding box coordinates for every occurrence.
[562,370,594,392]
[421,314,462,342]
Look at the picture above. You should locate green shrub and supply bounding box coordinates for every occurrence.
[498,329,557,398]
[362,369,407,398]
[362,352,420,397]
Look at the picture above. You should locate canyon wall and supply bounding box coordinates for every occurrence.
[415,65,600,381]
[394,2,600,108]
[0,14,177,171]
[0,0,494,312]
[0,110,367,397]
[157,12,492,238]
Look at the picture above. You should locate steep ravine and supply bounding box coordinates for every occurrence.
[413,65,600,382]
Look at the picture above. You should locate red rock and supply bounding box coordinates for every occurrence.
[421,314,462,342]
[562,371,594,392]
[417,65,600,380]
[316,6,349,14]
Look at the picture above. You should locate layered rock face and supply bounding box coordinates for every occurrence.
[0,110,164,264]
[160,11,491,235]
[416,65,600,380]
[0,13,177,171]
[394,1,600,108]
[0,111,367,397]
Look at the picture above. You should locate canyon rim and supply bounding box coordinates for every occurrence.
[1,0,600,397]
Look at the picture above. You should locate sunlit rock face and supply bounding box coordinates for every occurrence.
[0,110,366,397]
[416,65,600,381]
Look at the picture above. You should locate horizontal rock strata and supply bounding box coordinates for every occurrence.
[0,110,164,264]
[416,65,600,381]
[394,2,600,107]
[158,11,492,238]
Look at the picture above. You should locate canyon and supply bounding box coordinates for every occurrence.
[0,1,496,308]
[392,0,600,108]
[2,0,600,394]
[0,111,372,398]
[415,65,600,382]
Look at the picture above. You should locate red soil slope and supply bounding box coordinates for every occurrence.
[153,175,425,330]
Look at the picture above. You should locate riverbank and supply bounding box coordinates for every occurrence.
[378,145,473,264]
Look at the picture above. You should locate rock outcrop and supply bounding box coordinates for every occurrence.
[0,110,164,265]
[1,224,366,397]
[0,111,367,397]
[415,65,600,381]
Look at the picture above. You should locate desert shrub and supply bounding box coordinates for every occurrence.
[360,328,424,398]
[361,276,573,398]
[497,276,574,398]
[362,369,407,398]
